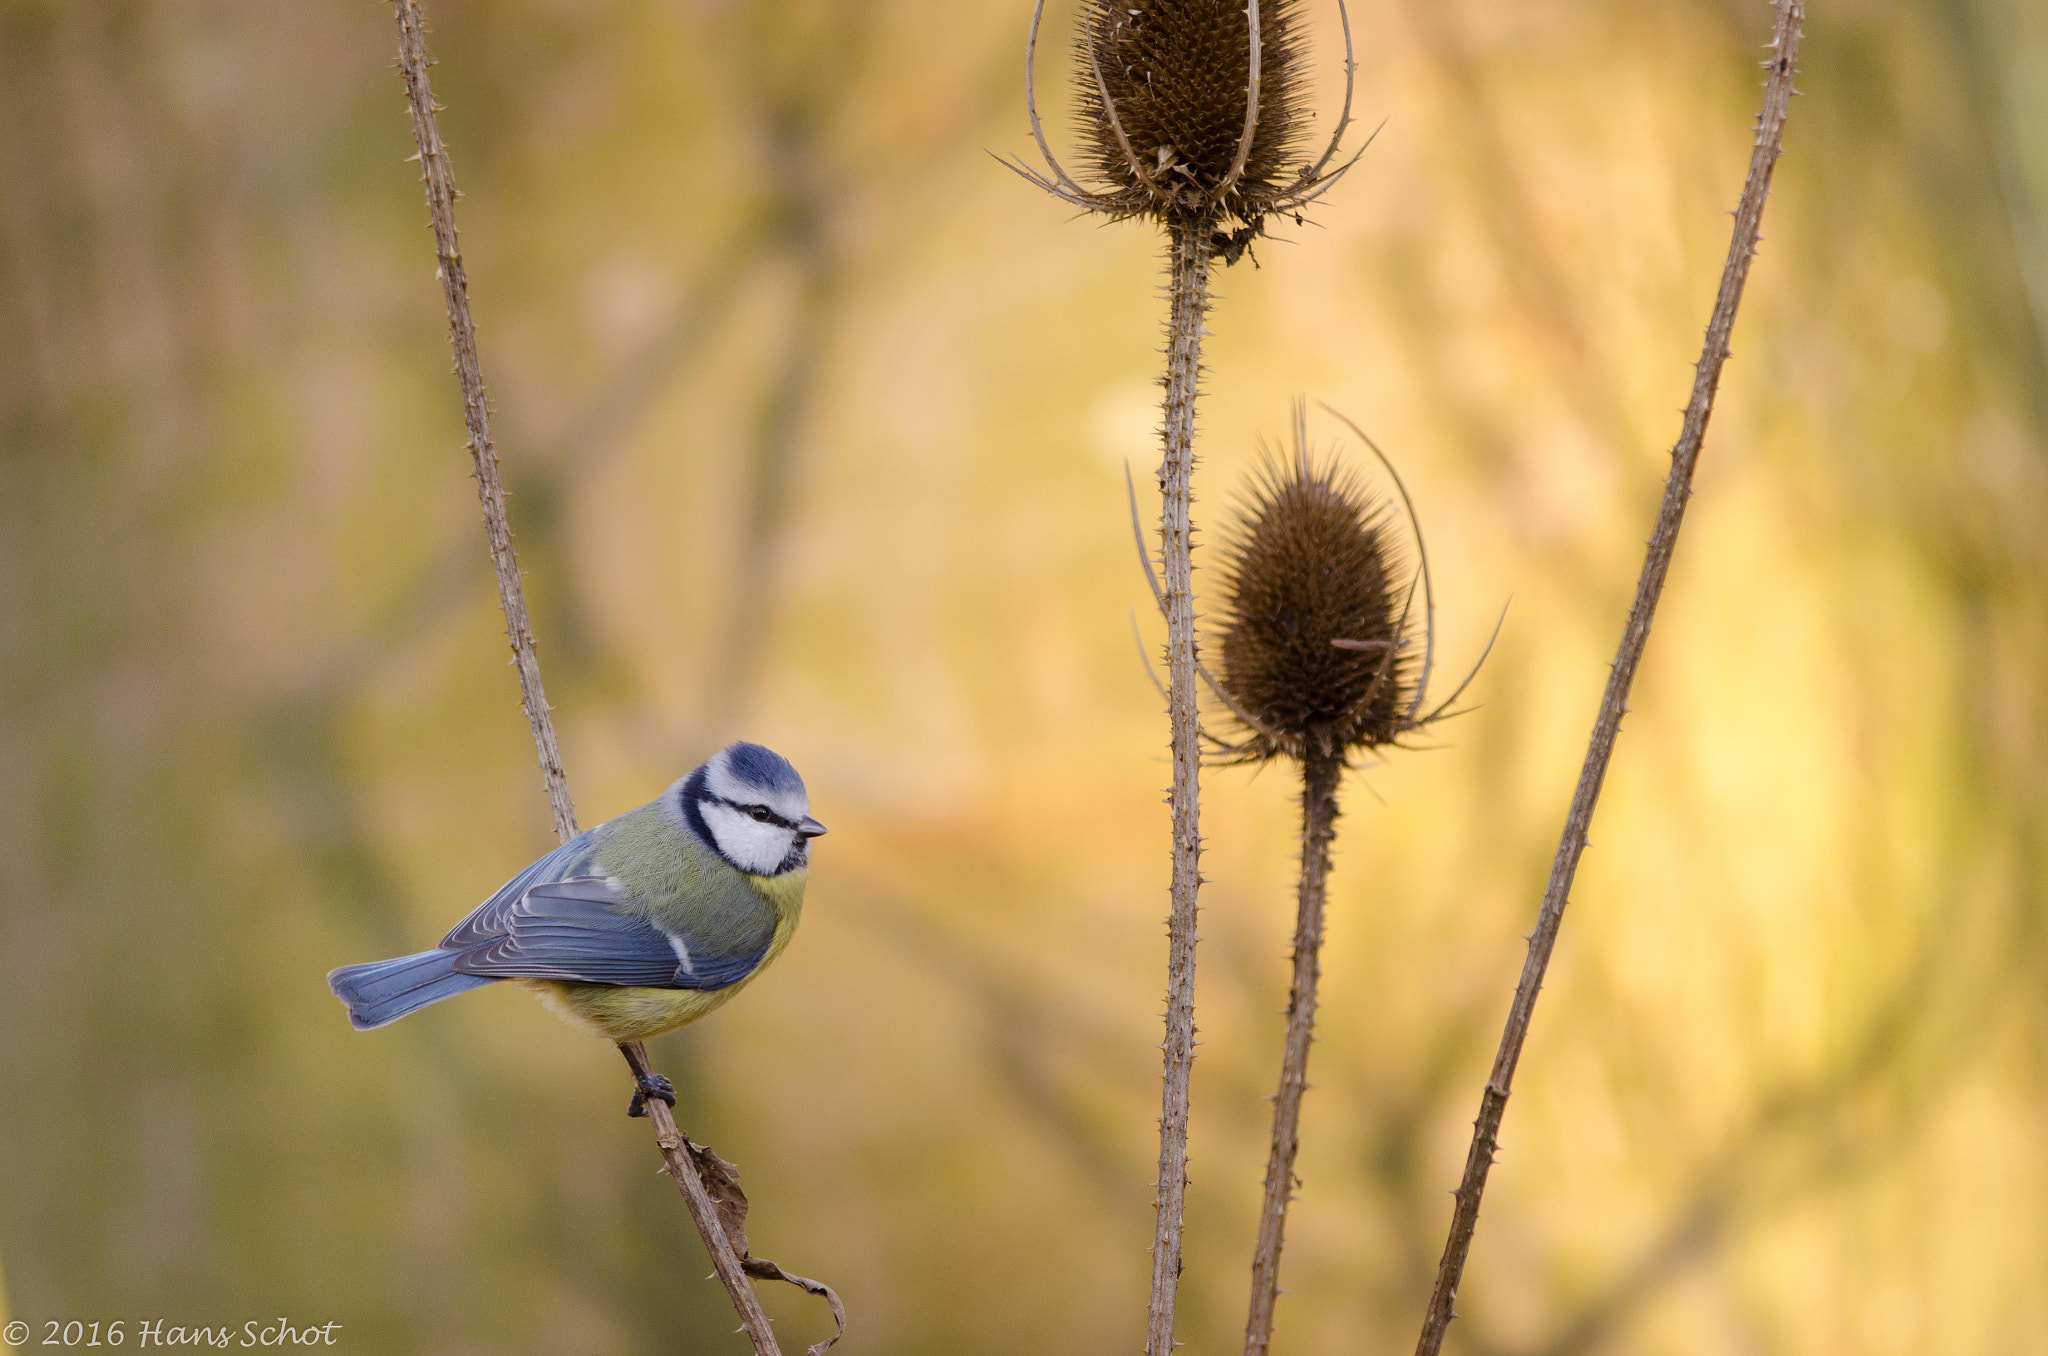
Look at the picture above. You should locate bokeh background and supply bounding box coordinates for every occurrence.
[3,0,2045,1352]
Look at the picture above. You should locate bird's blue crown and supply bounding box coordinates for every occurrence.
[721,741,806,797]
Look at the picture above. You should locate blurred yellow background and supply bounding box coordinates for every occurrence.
[3,0,2044,1352]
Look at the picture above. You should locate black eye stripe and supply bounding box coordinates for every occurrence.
[706,795,795,830]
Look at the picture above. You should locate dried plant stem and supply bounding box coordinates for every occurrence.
[392,5,784,1352]
[1147,217,1215,1356]
[618,1041,791,1356]
[1411,6,1805,1354]
[1243,749,1342,1356]
[392,0,574,844]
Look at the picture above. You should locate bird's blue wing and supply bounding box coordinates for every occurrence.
[446,876,770,990]
[439,830,604,952]
[448,879,684,985]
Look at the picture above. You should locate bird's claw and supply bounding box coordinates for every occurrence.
[627,1071,677,1118]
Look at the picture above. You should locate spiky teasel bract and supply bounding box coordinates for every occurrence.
[1208,407,1488,765]
[1011,0,1363,241]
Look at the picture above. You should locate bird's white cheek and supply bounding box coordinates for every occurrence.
[701,804,797,875]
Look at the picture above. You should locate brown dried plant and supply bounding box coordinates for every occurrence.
[1148,403,1493,1356]
[1009,7,1364,1352]
[1011,0,1363,247]
[1410,4,1805,1352]
[1216,409,1490,1356]
[1212,440,1414,764]
[1073,0,1311,226]
[1204,408,1497,764]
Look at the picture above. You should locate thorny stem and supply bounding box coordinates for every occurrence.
[1411,5,1805,1354]
[617,1042,790,1356]
[392,0,574,844]
[1147,217,1215,1356]
[1243,749,1343,1356]
[392,5,786,1352]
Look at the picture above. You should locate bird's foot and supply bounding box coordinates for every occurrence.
[627,1072,677,1118]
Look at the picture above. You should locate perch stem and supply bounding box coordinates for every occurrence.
[1243,749,1344,1356]
[392,0,575,844]
[1145,216,1216,1356]
[1411,5,1805,1353]
[393,6,786,1351]
[618,1042,786,1356]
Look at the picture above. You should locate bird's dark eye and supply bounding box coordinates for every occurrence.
[747,806,773,823]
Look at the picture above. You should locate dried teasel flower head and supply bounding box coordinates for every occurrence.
[1076,0,1308,223]
[1011,0,1364,239]
[1213,418,1410,761]
[1208,406,1485,765]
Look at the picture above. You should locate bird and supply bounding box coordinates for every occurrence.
[328,740,826,1115]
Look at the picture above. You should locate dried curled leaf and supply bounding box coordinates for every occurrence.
[682,1139,752,1255]
[681,1139,847,1355]
[743,1257,848,1356]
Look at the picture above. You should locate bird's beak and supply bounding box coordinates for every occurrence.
[798,816,828,838]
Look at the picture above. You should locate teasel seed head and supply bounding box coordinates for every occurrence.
[1211,413,1420,764]
[1010,0,1364,235]
[1075,0,1310,224]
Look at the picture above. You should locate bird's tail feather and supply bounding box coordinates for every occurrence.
[329,950,491,1030]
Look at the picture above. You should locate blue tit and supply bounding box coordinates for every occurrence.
[329,741,826,1114]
